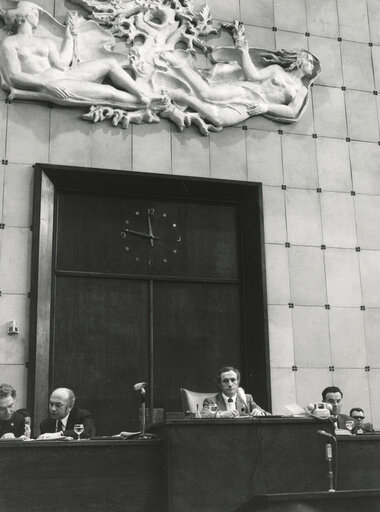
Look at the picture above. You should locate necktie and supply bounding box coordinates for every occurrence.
[56,420,63,433]
[228,398,233,402]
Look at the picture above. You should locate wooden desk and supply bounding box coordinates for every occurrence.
[150,417,334,512]
[337,433,380,490]
[0,438,164,512]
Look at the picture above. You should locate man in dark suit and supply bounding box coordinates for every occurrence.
[0,383,26,438]
[350,407,374,433]
[322,386,351,429]
[201,366,269,418]
[39,388,95,439]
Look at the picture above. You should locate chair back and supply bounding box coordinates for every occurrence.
[180,388,216,414]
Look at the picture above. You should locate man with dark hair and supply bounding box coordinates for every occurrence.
[201,366,269,418]
[0,383,27,438]
[349,407,374,433]
[38,387,95,439]
[321,386,351,429]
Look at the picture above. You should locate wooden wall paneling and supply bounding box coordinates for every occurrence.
[52,276,150,435]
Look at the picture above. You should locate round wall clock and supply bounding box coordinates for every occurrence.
[120,207,182,265]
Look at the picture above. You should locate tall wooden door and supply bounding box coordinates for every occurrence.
[29,166,269,434]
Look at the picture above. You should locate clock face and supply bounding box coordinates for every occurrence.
[120,207,182,266]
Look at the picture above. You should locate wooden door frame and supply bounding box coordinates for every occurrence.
[29,164,270,433]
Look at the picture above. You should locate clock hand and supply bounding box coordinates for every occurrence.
[124,228,159,241]
[148,211,155,247]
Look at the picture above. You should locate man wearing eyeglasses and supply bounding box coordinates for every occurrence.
[350,407,374,434]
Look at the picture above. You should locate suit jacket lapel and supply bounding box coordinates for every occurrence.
[216,393,226,411]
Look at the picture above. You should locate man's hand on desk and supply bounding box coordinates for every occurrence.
[217,410,240,418]
[250,408,266,417]
[37,432,73,440]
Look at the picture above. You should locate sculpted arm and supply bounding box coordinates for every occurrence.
[263,89,307,120]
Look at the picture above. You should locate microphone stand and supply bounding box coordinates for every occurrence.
[325,443,335,492]
[138,386,154,440]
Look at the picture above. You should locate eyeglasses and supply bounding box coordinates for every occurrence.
[352,416,365,420]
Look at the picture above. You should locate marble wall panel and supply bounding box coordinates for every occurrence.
[359,251,380,308]
[329,308,367,368]
[246,131,283,186]
[270,368,297,415]
[313,86,347,138]
[355,195,380,250]
[341,41,374,91]
[363,309,380,368]
[308,36,343,87]
[320,192,357,248]
[345,91,379,142]
[0,228,32,294]
[50,108,92,167]
[0,294,29,364]
[293,306,330,367]
[3,164,34,228]
[282,135,318,189]
[91,123,132,171]
[324,248,362,307]
[268,305,294,368]
[306,0,339,38]
[288,246,327,306]
[274,0,307,33]
[368,0,380,45]
[132,122,172,174]
[337,0,370,43]
[265,244,291,305]
[6,103,50,165]
[210,127,247,180]
[316,138,352,192]
[262,187,287,244]
[172,127,210,177]
[240,0,274,28]
[286,188,322,246]
[350,141,380,195]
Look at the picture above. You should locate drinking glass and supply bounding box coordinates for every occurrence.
[209,404,218,415]
[74,423,84,440]
[345,419,355,434]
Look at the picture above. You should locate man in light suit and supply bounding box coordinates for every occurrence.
[38,387,95,439]
[201,366,269,418]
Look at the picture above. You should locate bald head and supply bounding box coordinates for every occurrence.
[49,388,75,420]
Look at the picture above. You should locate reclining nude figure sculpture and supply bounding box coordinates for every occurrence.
[0,1,155,107]
[0,0,320,134]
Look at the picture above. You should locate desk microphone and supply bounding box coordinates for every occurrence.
[317,430,335,440]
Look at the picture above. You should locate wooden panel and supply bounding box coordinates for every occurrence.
[52,277,149,435]
[0,440,164,512]
[56,194,239,279]
[238,491,380,512]
[150,418,335,512]
[153,282,241,411]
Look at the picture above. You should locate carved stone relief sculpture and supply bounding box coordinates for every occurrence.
[0,0,321,134]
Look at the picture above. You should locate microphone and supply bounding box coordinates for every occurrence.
[317,430,336,440]
[133,382,147,392]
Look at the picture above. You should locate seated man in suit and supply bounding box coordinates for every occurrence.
[350,407,374,433]
[201,366,269,418]
[322,386,351,429]
[38,387,95,439]
[0,383,27,438]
